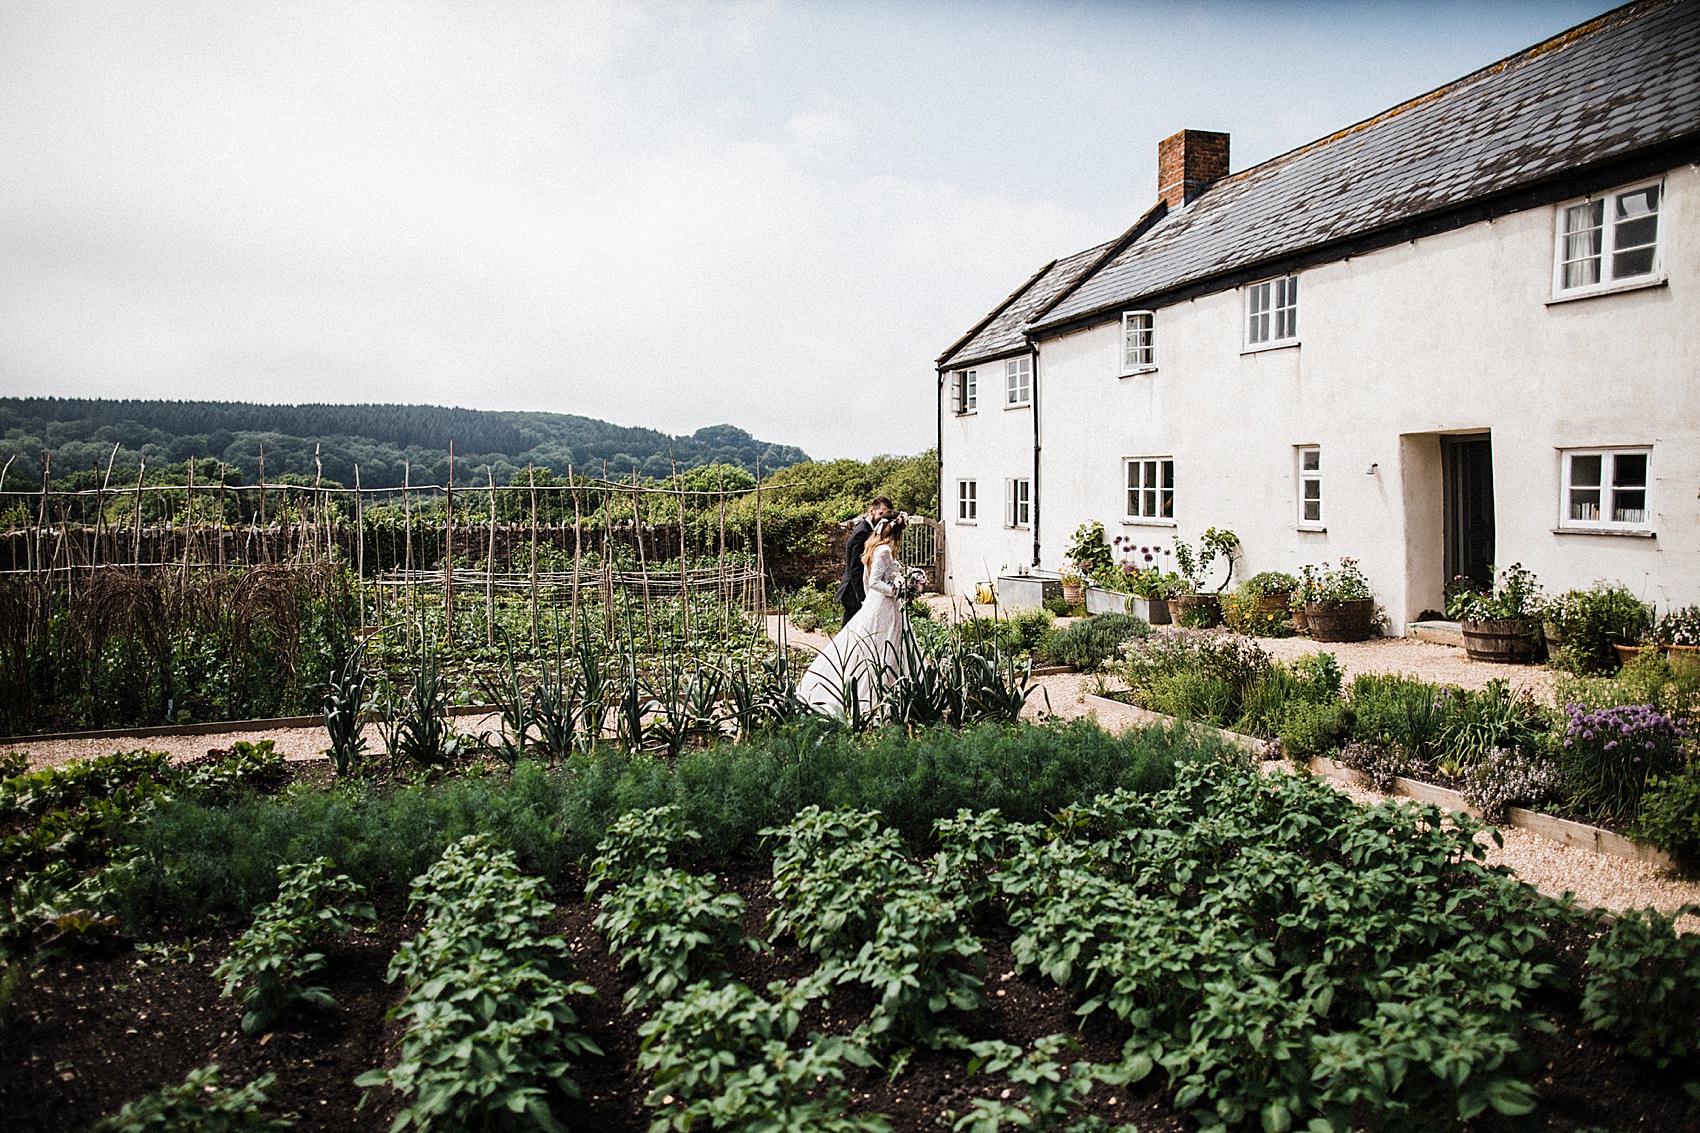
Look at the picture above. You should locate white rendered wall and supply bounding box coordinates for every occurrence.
[941,163,1699,627]
[938,356,1039,593]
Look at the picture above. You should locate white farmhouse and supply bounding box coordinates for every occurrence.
[936,0,1700,627]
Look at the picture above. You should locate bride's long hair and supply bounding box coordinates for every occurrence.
[861,514,906,568]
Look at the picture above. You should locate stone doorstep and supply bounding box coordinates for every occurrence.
[1079,692,1671,868]
[1409,619,1465,647]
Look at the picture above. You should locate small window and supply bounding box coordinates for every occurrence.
[1004,478,1031,528]
[1554,182,1662,295]
[1005,356,1032,407]
[1561,448,1651,531]
[1124,457,1174,522]
[956,479,978,523]
[1246,276,1298,348]
[1297,446,1322,527]
[950,369,977,414]
[1121,311,1154,374]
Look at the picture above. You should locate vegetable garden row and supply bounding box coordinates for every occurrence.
[3,717,1699,1131]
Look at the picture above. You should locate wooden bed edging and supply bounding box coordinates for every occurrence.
[1079,693,1672,868]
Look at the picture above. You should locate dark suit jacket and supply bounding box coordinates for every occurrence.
[837,517,875,607]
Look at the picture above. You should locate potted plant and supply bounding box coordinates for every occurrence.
[1124,566,1181,624]
[1170,527,1240,628]
[1065,522,1126,613]
[1223,571,1299,637]
[1543,582,1654,673]
[1654,605,1700,671]
[1111,538,1176,624]
[1450,562,1544,664]
[1299,558,1377,642]
[1057,563,1086,608]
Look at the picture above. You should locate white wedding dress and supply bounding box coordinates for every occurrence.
[797,544,906,716]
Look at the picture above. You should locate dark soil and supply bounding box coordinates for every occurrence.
[2,865,1697,1132]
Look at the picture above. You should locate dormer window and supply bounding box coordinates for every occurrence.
[1245,276,1298,350]
[1120,311,1155,375]
[1554,181,1662,298]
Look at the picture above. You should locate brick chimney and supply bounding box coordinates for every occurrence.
[1157,129,1229,210]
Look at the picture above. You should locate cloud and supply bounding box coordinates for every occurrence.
[0,0,1614,458]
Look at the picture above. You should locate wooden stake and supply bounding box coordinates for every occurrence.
[568,464,582,643]
[355,464,365,636]
[485,466,498,647]
[257,444,267,563]
[529,463,540,649]
[444,442,455,643]
[754,456,767,615]
[671,451,690,643]
[132,458,145,567]
[631,465,654,648]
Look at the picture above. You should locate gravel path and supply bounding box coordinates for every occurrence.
[1249,634,1558,702]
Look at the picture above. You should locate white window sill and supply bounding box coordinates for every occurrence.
[955,519,977,526]
[1004,525,1031,531]
[1122,518,1176,528]
[1547,274,1666,305]
[1297,524,1327,533]
[954,410,978,417]
[1004,401,1031,411]
[1551,526,1656,538]
[1118,366,1157,378]
[1241,339,1299,356]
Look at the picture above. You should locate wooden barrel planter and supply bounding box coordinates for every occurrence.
[1171,594,1222,628]
[1303,599,1375,642]
[1255,593,1293,616]
[1291,604,1309,635]
[1460,618,1539,664]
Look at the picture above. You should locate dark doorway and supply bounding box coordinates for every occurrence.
[1442,434,1495,591]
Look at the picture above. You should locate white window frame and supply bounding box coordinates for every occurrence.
[1559,447,1652,532]
[1551,180,1663,300]
[1004,477,1031,529]
[1122,457,1175,525]
[1120,310,1155,375]
[950,369,978,415]
[1005,356,1032,408]
[956,478,978,524]
[1296,445,1323,529]
[1244,275,1299,350]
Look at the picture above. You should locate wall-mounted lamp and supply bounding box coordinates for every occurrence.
[1365,462,1379,476]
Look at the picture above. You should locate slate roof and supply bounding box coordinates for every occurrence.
[948,0,1700,347]
[936,241,1115,369]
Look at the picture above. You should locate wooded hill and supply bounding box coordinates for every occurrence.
[0,398,810,489]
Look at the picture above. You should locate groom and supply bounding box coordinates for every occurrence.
[837,496,895,623]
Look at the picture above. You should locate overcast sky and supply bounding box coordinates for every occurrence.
[0,0,1615,459]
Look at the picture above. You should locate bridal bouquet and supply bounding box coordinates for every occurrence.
[893,564,929,603]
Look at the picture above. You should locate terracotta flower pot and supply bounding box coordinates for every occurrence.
[1061,582,1084,606]
[1612,643,1651,669]
[1303,599,1375,642]
[1460,618,1538,664]
[1668,644,1700,674]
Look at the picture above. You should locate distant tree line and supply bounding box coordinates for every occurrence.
[0,397,812,489]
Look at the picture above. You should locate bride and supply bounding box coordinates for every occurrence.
[797,514,909,716]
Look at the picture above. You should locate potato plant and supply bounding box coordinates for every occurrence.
[357,835,600,1133]
[214,855,375,1034]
